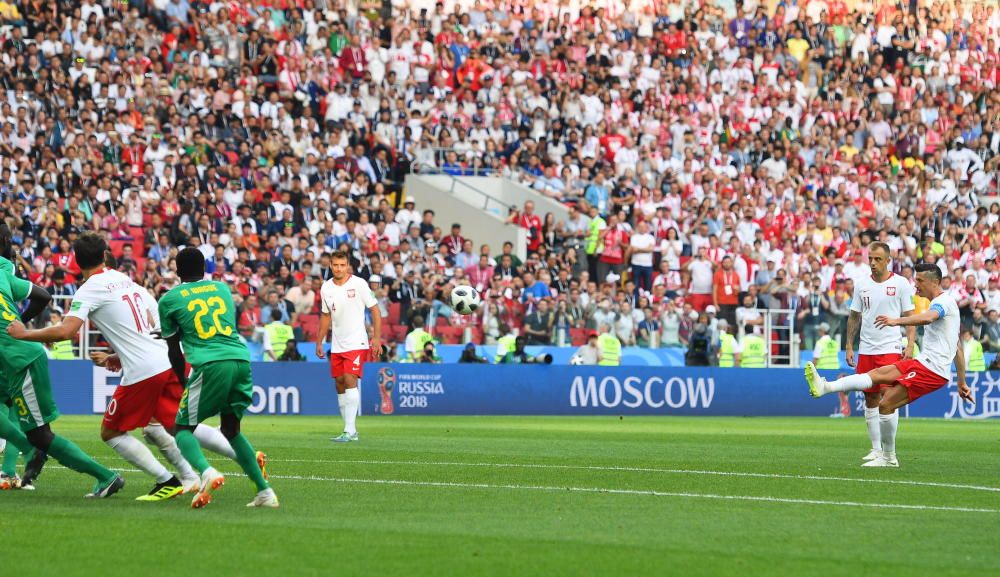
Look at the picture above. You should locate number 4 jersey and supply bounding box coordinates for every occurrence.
[158,279,249,368]
[68,268,171,385]
[850,272,915,355]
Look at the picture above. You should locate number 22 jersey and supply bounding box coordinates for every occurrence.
[158,280,249,368]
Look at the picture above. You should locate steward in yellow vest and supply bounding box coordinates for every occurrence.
[716,319,740,367]
[596,324,621,366]
[740,329,767,368]
[405,315,435,362]
[264,308,295,362]
[494,333,517,363]
[962,330,985,371]
[813,323,840,370]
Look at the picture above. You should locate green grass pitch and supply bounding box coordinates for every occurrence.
[1,416,998,577]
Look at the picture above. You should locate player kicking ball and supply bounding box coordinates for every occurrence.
[843,242,916,463]
[805,264,973,467]
[315,250,382,443]
[158,248,277,508]
[7,233,247,501]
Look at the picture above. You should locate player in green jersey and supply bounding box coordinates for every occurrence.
[0,225,47,490]
[0,228,123,497]
[158,248,277,509]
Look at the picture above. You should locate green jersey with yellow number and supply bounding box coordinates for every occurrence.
[158,280,250,368]
[0,267,47,374]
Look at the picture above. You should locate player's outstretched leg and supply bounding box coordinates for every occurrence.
[142,423,200,493]
[27,425,124,497]
[806,364,901,398]
[219,414,277,508]
[174,425,225,509]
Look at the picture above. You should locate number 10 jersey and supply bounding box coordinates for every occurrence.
[68,268,171,385]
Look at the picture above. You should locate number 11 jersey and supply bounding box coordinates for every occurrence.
[158,279,249,369]
[67,268,171,385]
[849,272,915,355]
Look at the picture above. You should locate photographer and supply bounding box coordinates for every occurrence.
[459,343,489,364]
[418,341,441,364]
[277,339,306,362]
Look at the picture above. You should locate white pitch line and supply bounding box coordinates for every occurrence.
[47,466,999,514]
[266,458,1000,493]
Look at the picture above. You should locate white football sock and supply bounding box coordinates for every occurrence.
[864,407,881,451]
[142,424,197,482]
[107,433,172,484]
[826,373,873,393]
[879,411,898,456]
[338,393,348,432]
[344,387,360,435]
[194,425,237,459]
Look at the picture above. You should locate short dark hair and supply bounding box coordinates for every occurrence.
[74,232,108,270]
[270,308,283,322]
[176,247,206,281]
[330,250,349,262]
[868,241,891,256]
[0,223,12,260]
[915,263,942,282]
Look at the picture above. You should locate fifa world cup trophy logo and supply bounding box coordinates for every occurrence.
[377,367,395,415]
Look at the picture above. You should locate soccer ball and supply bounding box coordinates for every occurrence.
[450,285,482,314]
[569,355,585,365]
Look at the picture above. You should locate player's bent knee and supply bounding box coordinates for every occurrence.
[220,415,240,439]
[101,427,126,442]
[26,425,54,451]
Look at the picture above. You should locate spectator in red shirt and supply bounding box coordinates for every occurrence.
[712,256,741,328]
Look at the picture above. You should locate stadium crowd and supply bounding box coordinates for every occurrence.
[0,0,998,361]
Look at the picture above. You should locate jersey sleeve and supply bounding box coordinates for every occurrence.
[157,292,179,338]
[899,280,915,313]
[66,281,101,320]
[928,299,946,321]
[7,271,32,302]
[360,278,378,308]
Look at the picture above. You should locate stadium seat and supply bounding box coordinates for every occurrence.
[387,302,400,325]
[435,326,463,345]
[297,314,320,342]
[569,328,588,347]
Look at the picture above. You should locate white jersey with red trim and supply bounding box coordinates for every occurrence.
[918,293,960,379]
[850,273,915,355]
[67,269,170,385]
[320,275,377,353]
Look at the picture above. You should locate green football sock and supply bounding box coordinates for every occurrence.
[48,436,115,482]
[175,429,211,474]
[229,433,269,492]
[0,407,34,464]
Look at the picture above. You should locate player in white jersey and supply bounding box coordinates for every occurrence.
[844,243,916,462]
[315,250,382,442]
[805,264,973,467]
[7,234,245,500]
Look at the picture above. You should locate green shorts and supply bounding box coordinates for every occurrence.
[176,360,254,426]
[5,355,59,431]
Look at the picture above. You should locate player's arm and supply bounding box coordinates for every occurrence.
[368,304,382,357]
[953,335,973,403]
[20,284,52,323]
[316,311,330,359]
[875,307,940,328]
[7,314,83,343]
[899,309,916,358]
[165,334,187,386]
[845,310,861,366]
